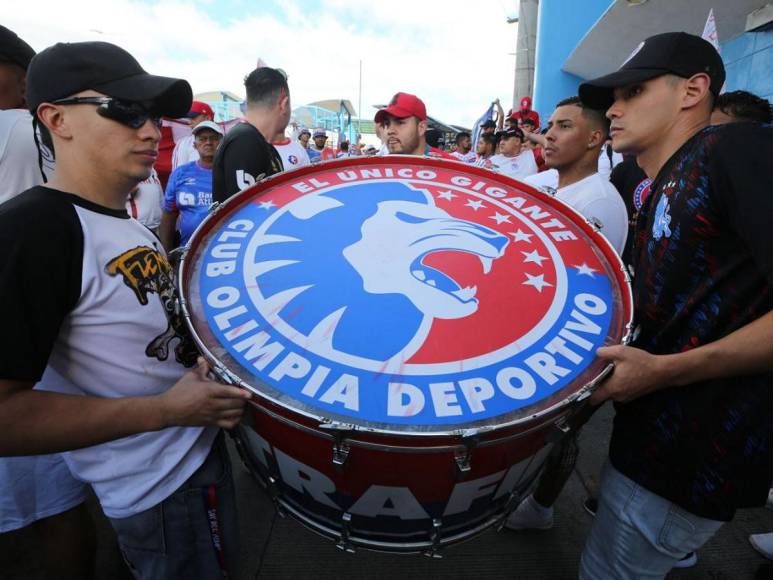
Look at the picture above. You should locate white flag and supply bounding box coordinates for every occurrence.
[701,9,725,92]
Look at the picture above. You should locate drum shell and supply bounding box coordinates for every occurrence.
[234,396,563,551]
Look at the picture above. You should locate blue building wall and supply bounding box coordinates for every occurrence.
[533,3,773,119]
[532,0,613,115]
[721,29,773,102]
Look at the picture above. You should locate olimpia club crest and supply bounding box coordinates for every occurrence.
[192,160,629,429]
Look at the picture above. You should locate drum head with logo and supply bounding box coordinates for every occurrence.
[180,157,632,434]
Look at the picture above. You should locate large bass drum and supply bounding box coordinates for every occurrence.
[178,156,633,554]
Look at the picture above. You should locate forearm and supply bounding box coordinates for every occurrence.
[0,388,165,456]
[660,310,773,387]
[525,132,546,147]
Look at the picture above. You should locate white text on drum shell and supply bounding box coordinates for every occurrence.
[248,430,552,520]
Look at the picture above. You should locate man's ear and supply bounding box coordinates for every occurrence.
[36,103,73,142]
[588,127,605,149]
[682,73,712,110]
[417,119,427,138]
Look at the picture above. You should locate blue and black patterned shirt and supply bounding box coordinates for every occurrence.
[610,122,773,521]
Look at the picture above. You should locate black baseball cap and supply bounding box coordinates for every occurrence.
[500,128,524,140]
[481,119,496,129]
[579,32,725,110]
[0,26,35,71]
[26,41,192,117]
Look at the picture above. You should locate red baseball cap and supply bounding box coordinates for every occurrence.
[374,92,427,124]
[187,100,214,119]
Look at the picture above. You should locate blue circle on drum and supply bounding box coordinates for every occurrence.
[197,178,615,426]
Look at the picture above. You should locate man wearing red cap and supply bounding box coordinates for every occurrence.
[374,93,456,159]
[508,96,540,131]
[171,100,214,170]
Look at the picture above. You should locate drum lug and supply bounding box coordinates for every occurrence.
[266,475,286,518]
[548,416,571,443]
[454,450,472,473]
[335,512,356,553]
[423,518,444,558]
[332,439,351,467]
[454,437,478,473]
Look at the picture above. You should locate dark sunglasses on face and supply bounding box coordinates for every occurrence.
[51,96,162,129]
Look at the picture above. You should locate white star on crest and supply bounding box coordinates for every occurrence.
[490,212,511,224]
[258,200,276,210]
[436,190,456,201]
[575,263,597,277]
[522,250,548,266]
[465,199,485,211]
[509,229,533,243]
[523,273,553,292]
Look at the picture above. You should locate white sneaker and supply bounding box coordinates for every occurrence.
[750,533,773,560]
[504,494,554,531]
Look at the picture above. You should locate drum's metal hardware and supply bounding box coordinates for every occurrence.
[266,475,286,518]
[332,439,351,467]
[319,420,357,431]
[454,449,472,473]
[454,437,478,473]
[423,518,444,558]
[496,491,522,531]
[548,416,571,443]
[335,512,356,553]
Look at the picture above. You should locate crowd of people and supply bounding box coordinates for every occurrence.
[0,22,772,580]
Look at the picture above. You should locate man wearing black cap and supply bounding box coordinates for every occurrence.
[0,41,250,579]
[212,66,286,203]
[577,32,773,578]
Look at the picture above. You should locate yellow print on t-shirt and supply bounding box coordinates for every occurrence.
[105,246,196,366]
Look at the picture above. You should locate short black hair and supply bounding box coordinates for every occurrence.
[455,131,470,144]
[425,128,443,148]
[714,90,772,124]
[479,132,498,148]
[244,67,288,108]
[554,95,610,134]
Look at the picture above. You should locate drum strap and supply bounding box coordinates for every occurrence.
[203,484,229,579]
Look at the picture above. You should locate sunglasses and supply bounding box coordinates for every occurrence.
[51,96,162,129]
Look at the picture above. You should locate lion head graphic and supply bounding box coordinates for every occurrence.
[246,181,509,363]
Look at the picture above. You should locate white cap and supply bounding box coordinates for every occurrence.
[192,120,224,136]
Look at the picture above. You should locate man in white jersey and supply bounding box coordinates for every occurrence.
[505,95,627,536]
[524,96,627,253]
[170,100,214,170]
[271,127,310,171]
[0,41,251,580]
[0,26,94,580]
[489,128,539,180]
[0,26,54,204]
[450,131,475,162]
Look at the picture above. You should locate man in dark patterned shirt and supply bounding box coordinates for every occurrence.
[577,32,773,578]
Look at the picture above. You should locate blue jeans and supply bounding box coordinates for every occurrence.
[109,432,239,580]
[580,462,723,579]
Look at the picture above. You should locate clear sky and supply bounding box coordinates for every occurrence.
[6,0,523,128]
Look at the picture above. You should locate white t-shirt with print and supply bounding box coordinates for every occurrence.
[272,139,311,172]
[1,187,216,519]
[489,150,539,180]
